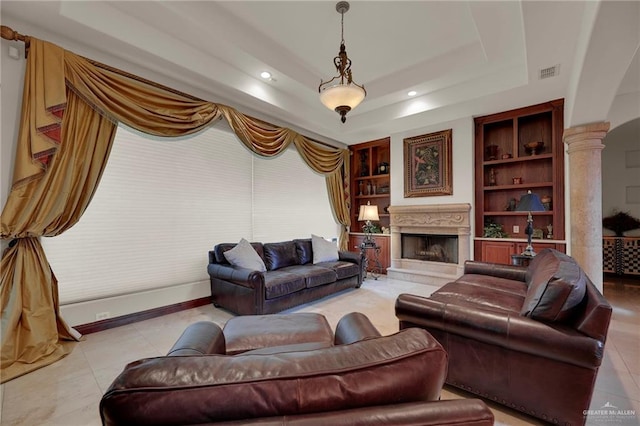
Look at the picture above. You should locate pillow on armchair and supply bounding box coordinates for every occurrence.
[522,249,587,322]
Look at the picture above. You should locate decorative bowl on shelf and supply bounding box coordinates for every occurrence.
[524,141,544,155]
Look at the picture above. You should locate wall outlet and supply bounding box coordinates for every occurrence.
[513,225,520,234]
[95,311,110,321]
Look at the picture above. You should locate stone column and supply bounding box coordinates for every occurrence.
[563,122,610,292]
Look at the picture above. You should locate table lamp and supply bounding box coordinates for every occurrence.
[358,201,379,246]
[515,190,545,256]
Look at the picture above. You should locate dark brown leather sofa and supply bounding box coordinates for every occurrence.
[396,249,612,426]
[100,312,495,426]
[208,239,363,315]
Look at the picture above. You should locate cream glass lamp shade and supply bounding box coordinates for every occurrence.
[358,203,379,222]
[320,83,366,112]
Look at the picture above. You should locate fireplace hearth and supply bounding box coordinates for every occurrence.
[388,204,471,286]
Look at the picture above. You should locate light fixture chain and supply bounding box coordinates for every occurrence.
[341,9,345,44]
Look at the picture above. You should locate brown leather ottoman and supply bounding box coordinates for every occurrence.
[222,312,334,355]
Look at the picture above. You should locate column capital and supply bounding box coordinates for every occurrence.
[563,122,610,150]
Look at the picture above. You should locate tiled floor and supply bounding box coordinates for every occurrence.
[1,275,638,425]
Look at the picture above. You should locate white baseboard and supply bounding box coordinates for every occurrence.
[60,280,211,327]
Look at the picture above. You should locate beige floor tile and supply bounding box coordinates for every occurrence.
[2,372,101,426]
[91,362,129,394]
[77,324,144,353]
[595,365,640,401]
[601,345,634,374]
[80,332,162,372]
[619,349,640,376]
[47,402,103,426]
[632,373,640,390]
[2,345,91,400]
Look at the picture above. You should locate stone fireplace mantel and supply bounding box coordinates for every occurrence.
[387,203,471,286]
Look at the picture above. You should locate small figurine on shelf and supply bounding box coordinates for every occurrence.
[547,224,553,239]
[505,198,517,211]
[359,151,369,176]
[488,168,497,186]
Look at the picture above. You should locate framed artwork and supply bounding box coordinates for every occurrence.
[403,129,453,197]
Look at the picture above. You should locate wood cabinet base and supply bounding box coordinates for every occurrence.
[475,239,565,265]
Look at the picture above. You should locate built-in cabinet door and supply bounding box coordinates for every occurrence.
[481,241,515,264]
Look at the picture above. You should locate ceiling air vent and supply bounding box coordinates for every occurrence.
[539,65,560,80]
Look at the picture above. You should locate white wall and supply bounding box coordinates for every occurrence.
[602,117,640,220]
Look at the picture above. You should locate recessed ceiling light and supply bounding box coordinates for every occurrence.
[260,71,272,79]
[407,90,417,97]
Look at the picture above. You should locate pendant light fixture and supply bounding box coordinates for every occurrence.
[319,1,366,123]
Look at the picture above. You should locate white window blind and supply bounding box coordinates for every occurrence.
[253,147,339,243]
[41,125,338,304]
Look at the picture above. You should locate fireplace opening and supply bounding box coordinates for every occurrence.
[401,233,459,264]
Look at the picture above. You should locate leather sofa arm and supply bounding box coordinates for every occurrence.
[464,260,527,282]
[396,293,604,369]
[218,400,494,425]
[167,321,225,356]
[339,250,361,265]
[207,263,265,289]
[334,312,382,345]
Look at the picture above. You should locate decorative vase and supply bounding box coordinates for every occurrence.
[541,195,552,211]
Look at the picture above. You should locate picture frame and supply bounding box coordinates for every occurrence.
[403,129,453,197]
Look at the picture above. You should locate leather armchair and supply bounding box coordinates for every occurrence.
[396,249,612,426]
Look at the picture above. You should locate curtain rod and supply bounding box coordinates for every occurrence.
[1,25,30,57]
[1,25,343,151]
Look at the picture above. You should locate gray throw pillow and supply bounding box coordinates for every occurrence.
[311,234,339,264]
[223,238,267,272]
